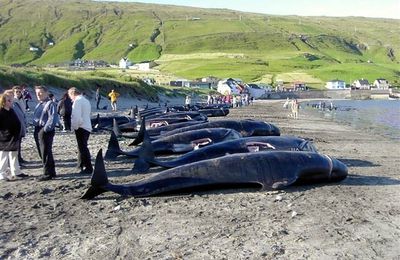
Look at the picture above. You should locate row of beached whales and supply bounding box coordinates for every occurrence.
[82,104,348,199]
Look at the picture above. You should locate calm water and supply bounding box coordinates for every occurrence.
[303,99,400,140]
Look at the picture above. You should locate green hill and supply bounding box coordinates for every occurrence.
[0,0,399,86]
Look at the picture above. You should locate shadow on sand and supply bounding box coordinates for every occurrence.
[343,174,400,186]
[338,158,380,167]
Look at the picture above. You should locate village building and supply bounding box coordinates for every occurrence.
[246,83,269,99]
[170,79,191,87]
[373,78,390,89]
[189,81,211,89]
[292,81,308,91]
[325,79,347,90]
[119,57,132,69]
[199,76,220,88]
[217,78,244,95]
[133,61,157,71]
[275,79,284,91]
[353,79,370,89]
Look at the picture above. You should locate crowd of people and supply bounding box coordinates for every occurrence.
[1,85,255,182]
[0,85,94,182]
[205,93,253,107]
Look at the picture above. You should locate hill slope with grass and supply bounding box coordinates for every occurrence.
[0,0,399,86]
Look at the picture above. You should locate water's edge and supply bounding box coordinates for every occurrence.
[301,99,400,140]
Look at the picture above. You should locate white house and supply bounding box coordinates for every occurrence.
[373,78,390,89]
[217,78,243,95]
[29,47,39,52]
[246,84,268,99]
[275,79,284,91]
[200,76,219,88]
[325,80,347,90]
[135,61,157,71]
[119,57,132,69]
[353,79,370,89]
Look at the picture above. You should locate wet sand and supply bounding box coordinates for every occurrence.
[1,99,399,259]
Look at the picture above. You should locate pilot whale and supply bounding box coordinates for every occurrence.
[132,135,318,173]
[129,119,280,146]
[105,127,242,160]
[82,149,348,199]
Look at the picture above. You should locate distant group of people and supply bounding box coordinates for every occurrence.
[283,97,300,119]
[0,85,94,182]
[205,93,253,107]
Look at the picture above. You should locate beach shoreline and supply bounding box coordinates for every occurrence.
[0,98,399,259]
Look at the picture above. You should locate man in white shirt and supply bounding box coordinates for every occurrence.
[68,87,93,174]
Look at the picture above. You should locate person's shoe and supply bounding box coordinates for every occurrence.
[37,175,53,181]
[79,168,93,175]
[16,173,30,178]
[6,175,22,181]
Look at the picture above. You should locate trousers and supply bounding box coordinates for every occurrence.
[34,127,56,176]
[0,151,21,179]
[75,128,92,171]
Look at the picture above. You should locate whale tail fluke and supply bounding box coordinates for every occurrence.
[81,149,109,199]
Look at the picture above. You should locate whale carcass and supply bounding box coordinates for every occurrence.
[82,149,348,199]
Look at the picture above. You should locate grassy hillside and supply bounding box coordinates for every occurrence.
[0,0,399,87]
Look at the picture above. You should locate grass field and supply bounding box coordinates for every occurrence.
[0,0,399,89]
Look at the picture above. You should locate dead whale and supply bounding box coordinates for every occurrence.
[91,114,131,131]
[144,111,208,121]
[132,136,318,173]
[128,118,207,145]
[197,107,230,117]
[82,149,348,199]
[129,119,280,146]
[105,127,242,160]
[160,119,280,137]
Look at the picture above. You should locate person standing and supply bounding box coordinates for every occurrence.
[95,86,101,110]
[9,87,27,166]
[21,85,32,111]
[57,92,73,131]
[0,93,22,181]
[291,99,299,119]
[68,87,93,174]
[108,89,120,111]
[206,94,212,105]
[33,85,58,181]
[185,95,191,109]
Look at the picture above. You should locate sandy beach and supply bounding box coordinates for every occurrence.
[0,98,399,259]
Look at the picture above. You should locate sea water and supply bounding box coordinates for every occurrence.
[303,99,400,140]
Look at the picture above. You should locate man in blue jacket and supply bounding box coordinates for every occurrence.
[33,85,58,181]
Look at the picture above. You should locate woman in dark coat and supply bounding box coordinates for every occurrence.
[0,93,22,181]
[57,92,73,131]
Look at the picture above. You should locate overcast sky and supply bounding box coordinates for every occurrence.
[98,0,400,19]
